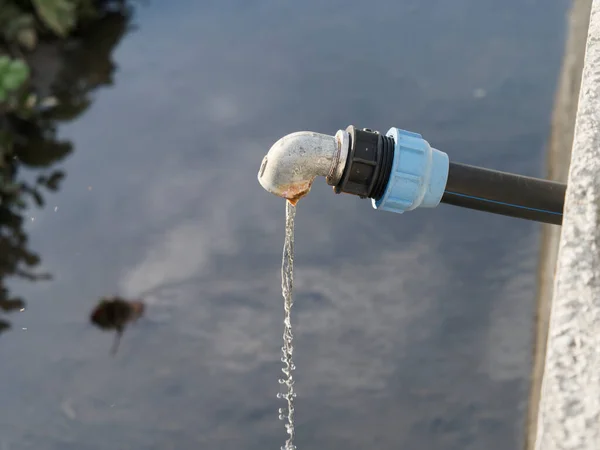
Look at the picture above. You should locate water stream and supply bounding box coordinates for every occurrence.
[278,200,297,450]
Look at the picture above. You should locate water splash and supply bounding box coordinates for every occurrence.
[278,200,297,450]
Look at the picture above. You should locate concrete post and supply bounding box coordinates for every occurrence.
[534,1,600,448]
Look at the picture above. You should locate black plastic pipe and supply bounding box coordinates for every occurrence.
[441,162,566,225]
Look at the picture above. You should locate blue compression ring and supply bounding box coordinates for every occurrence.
[372,128,450,213]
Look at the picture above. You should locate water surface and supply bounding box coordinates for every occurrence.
[0,1,568,449]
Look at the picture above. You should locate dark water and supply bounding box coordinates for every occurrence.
[0,1,569,449]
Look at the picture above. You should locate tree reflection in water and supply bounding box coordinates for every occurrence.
[0,8,135,333]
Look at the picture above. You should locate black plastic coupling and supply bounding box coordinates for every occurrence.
[333,126,394,200]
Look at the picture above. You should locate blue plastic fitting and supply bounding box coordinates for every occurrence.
[372,128,449,213]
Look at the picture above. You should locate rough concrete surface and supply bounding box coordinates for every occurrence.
[526,1,592,449]
[534,0,600,448]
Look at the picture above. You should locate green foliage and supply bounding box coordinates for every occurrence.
[0,56,29,101]
[31,0,76,37]
[0,1,33,47]
[3,13,37,50]
[0,3,134,333]
[0,55,70,323]
[0,0,129,50]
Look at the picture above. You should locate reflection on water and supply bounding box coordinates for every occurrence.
[0,11,133,334]
[0,1,569,449]
[90,296,146,355]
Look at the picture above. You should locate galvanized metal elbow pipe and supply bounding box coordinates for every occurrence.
[257,125,566,225]
[257,131,349,204]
